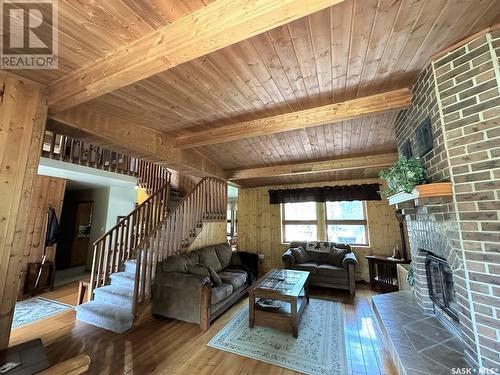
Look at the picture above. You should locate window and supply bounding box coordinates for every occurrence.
[281,201,369,246]
[326,201,368,245]
[282,202,318,243]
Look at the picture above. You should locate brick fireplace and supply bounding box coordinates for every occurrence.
[394,29,500,370]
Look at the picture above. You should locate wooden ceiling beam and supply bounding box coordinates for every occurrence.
[176,88,411,149]
[227,153,398,180]
[48,0,345,112]
[49,109,226,179]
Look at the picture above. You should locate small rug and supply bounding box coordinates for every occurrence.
[12,297,73,329]
[208,298,347,375]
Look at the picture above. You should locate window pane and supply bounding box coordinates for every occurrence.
[227,209,232,220]
[227,223,231,234]
[283,202,316,220]
[327,224,367,244]
[284,224,317,242]
[326,201,364,220]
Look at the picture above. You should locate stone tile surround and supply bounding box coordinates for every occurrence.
[372,291,468,375]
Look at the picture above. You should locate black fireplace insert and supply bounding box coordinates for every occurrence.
[425,253,459,322]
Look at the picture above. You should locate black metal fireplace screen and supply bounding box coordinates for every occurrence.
[425,253,459,322]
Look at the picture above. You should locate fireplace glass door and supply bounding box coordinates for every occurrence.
[425,254,459,322]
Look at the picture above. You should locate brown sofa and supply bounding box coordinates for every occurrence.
[152,243,258,330]
[282,241,358,297]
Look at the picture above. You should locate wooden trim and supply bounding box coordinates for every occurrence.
[176,89,411,149]
[48,0,346,111]
[228,153,398,180]
[38,354,91,375]
[388,182,453,206]
[50,109,226,179]
[200,284,211,331]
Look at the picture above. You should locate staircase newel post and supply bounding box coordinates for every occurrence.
[89,244,98,302]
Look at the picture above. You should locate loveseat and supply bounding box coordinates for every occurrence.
[152,243,258,330]
[282,241,358,296]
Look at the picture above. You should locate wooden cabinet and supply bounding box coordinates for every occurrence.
[366,255,410,293]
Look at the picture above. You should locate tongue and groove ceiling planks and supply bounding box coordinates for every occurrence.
[9,0,500,186]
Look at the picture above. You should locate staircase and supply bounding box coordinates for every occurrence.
[75,176,227,333]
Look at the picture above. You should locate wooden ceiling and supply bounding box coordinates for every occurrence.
[9,0,500,187]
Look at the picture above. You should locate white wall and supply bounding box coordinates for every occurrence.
[105,186,137,230]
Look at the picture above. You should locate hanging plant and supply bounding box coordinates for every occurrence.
[379,155,428,196]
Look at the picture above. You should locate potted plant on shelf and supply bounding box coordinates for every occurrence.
[379,155,428,197]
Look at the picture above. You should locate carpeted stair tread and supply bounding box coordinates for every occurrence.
[93,285,134,309]
[75,300,133,333]
[123,260,137,274]
[110,271,135,288]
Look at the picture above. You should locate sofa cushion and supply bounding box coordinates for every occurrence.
[184,250,200,266]
[218,270,247,289]
[215,243,233,269]
[317,264,348,277]
[162,255,188,273]
[200,263,222,286]
[327,246,351,267]
[290,246,309,264]
[211,283,233,304]
[199,246,223,271]
[293,262,318,274]
[186,263,210,278]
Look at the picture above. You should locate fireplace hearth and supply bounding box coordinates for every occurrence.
[425,253,460,335]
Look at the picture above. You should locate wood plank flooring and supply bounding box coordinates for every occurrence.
[10,283,397,375]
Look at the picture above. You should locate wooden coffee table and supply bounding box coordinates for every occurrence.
[248,269,309,338]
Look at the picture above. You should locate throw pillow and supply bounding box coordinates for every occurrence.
[200,263,223,286]
[187,264,210,278]
[290,246,309,264]
[327,246,351,267]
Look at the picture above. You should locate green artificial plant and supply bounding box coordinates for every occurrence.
[379,155,428,196]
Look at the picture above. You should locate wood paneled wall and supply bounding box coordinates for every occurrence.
[0,73,47,349]
[188,222,227,251]
[18,176,66,297]
[238,179,401,281]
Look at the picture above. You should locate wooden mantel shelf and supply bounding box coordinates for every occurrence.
[387,182,452,206]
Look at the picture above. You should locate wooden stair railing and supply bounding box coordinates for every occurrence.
[132,177,227,315]
[88,176,171,301]
[136,159,170,196]
[42,129,137,175]
[42,129,171,195]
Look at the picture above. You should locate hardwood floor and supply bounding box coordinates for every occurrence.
[10,283,396,375]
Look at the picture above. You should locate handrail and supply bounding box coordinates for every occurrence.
[42,129,170,194]
[41,129,137,176]
[88,179,171,301]
[131,177,227,315]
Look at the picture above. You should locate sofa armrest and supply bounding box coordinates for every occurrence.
[282,249,296,268]
[154,272,210,291]
[152,272,211,325]
[342,252,358,269]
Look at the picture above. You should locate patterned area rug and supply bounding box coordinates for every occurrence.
[13,297,73,329]
[208,298,347,375]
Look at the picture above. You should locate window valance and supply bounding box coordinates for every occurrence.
[268,184,381,204]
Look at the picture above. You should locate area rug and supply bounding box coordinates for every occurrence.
[208,298,347,375]
[12,297,73,329]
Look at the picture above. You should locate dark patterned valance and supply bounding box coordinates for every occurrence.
[268,184,381,204]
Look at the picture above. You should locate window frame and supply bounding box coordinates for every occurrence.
[281,201,370,246]
[281,202,319,243]
[325,201,369,246]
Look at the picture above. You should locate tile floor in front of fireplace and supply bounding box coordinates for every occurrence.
[373,291,468,375]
